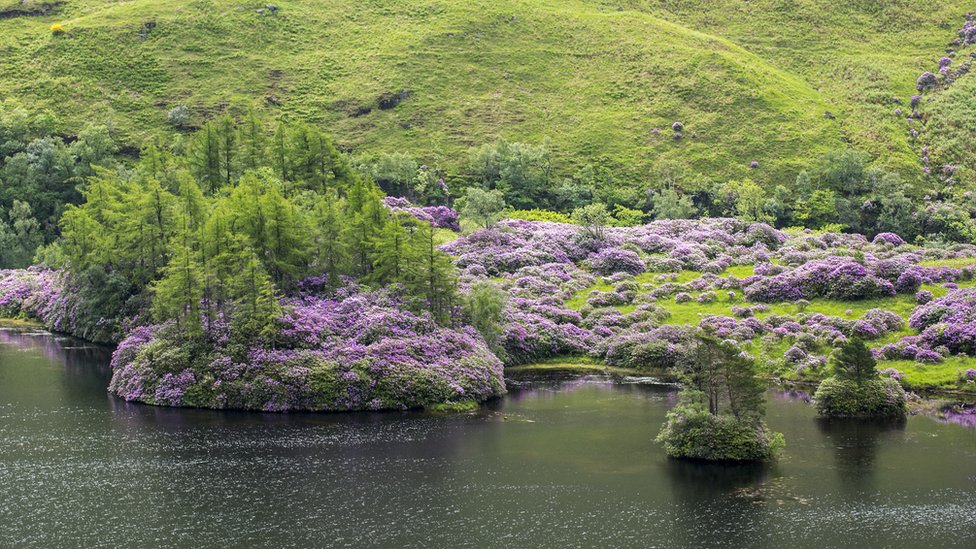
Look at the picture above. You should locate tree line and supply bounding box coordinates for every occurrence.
[46,116,456,341]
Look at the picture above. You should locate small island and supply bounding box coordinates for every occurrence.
[657,333,784,462]
[814,338,908,418]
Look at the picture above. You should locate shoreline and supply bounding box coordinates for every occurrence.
[3,321,974,410]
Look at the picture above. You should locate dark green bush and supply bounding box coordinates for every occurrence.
[814,377,907,418]
[656,390,785,462]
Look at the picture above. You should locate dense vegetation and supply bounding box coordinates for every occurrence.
[813,339,908,418]
[3,2,976,459]
[1,117,507,411]
[1,2,976,220]
[657,334,784,461]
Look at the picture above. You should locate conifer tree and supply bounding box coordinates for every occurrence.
[311,189,347,288]
[238,109,266,172]
[152,217,203,336]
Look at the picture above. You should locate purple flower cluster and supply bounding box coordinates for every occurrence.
[917,71,938,91]
[903,288,976,356]
[744,258,895,302]
[586,248,646,275]
[872,232,906,246]
[107,287,506,411]
[960,15,976,45]
[382,196,460,231]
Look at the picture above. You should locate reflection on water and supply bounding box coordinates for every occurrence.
[942,406,976,429]
[815,417,907,494]
[2,330,976,548]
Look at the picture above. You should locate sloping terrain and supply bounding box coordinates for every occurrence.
[0,0,970,182]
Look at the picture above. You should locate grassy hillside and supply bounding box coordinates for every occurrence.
[0,0,971,183]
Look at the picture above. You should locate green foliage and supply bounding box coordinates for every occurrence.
[831,338,877,382]
[682,334,766,420]
[0,200,42,267]
[353,152,418,197]
[507,209,573,224]
[656,389,785,461]
[464,281,507,354]
[611,204,645,226]
[814,377,908,418]
[468,139,551,209]
[651,188,697,220]
[719,179,773,223]
[0,102,117,266]
[794,189,838,230]
[460,187,507,230]
[56,118,460,340]
[658,334,783,462]
[571,202,611,241]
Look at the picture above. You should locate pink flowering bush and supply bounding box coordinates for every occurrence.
[586,248,646,275]
[107,287,506,411]
[872,232,906,246]
[383,196,460,230]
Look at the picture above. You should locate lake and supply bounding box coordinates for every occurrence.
[1,327,975,548]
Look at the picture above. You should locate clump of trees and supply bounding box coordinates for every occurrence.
[657,333,785,461]
[0,100,117,268]
[814,338,908,418]
[50,117,458,342]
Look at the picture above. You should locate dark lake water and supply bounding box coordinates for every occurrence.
[2,327,976,548]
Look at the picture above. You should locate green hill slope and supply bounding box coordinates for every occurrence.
[0,0,970,184]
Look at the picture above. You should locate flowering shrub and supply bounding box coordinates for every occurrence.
[906,288,976,356]
[382,197,460,230]
[586,248,646,276]
[916,290,933,304]
[744,258,895,302]
[1,269,82,333]
[107,287,506,411]
[872,232,906,246]
[917,71,938,91]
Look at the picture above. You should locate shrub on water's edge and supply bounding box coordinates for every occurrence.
[107,290,507,412]
[813,377,908,418]
[656,390,785,462]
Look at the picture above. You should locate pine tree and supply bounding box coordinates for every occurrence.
[191,122,223,194]
[227,246,281,341]
[261,175,308,286]
[311,189,347,288]
[464,281,507,353]
[369,212,410,286]
[152,218,204,336]
[832,338,878,382]
[216,114,237,188]
[683,333,765,421]
[238,109,267,172]
[272,120,289,184]
[405,221,457,324]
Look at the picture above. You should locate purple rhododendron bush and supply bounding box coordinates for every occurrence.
[9,217,976,409]
[1,269,86,335]
[3,271,504,412]
[108,286,505,411]
[443,218,976,389]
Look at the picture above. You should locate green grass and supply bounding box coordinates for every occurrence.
[506,361,645,377]
[918,257,976,268]
[432,227,459,246]
[885,357,971,391]
[565,267,976,392]
[0,317,45,329]
[426,400,480,412]
[0,0,972,185]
